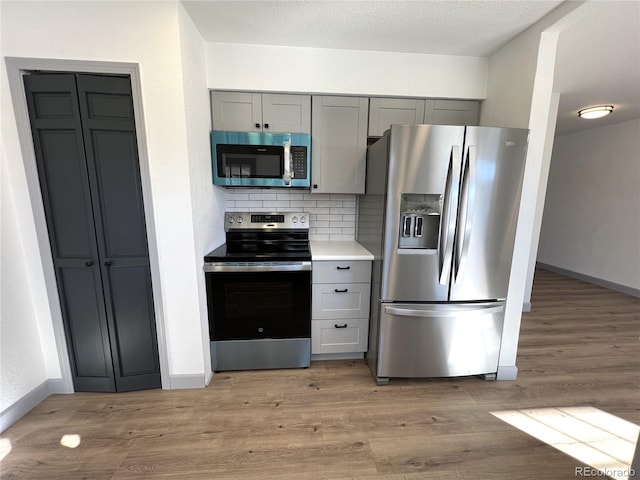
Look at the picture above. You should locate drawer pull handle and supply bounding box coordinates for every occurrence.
[334,288,348,293]
[336,266,351,270]
[334,323,348,329]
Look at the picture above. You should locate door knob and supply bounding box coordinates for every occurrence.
[104,261,112,267]
[255,123,261,128]
[85,261,93,267]
[264,123,269,129]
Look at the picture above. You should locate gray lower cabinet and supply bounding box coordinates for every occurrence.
[311,260,371,355]
[311,96,369,194]
[23,73,161,393]
[368,97,481,136]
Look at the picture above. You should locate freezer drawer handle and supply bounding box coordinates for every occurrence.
[336,266,351,270]
[384,304,504,318]
[334,323,348,329]
[334,288,349,293]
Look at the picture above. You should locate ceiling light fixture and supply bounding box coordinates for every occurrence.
[578,105,614,119]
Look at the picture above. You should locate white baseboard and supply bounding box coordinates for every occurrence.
[497,365,518,381]
[311,352,365,361]
[169,374,207,389]
[537,262,640,298]
[0,379,67,433]
[522,302,532,313]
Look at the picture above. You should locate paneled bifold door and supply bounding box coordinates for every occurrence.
[23,73,161,392]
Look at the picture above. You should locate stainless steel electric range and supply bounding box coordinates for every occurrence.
[204,212,311,371]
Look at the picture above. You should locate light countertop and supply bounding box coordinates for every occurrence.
[310,241,374,261]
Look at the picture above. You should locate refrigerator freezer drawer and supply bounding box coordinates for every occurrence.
[376,302,504,379]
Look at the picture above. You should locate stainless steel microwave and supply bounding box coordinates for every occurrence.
[211,130,311,188]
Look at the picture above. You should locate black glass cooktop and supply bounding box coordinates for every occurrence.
[204,230,311,263]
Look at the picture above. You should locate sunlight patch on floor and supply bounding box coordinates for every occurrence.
[60,434,81,448]
[0,438,12,461]
[491,406,638,479]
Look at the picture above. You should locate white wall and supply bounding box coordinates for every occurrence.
[206,43,487,98]
[177,4,227,382]
[538,119,640,290]
[481,2,583,129]
[0,143,52,411]
[481,1,585,379]
[1,0,210,419]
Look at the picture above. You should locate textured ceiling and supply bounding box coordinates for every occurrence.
[183,0,564,56]
[183,0,640,135]
[553,1,640,135]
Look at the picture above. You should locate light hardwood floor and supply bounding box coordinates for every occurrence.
[1,269,639,479]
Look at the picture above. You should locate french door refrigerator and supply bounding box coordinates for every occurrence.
[357,124,528,385]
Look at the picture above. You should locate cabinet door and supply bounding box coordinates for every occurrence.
[312,283,371,320]
[211,91,262,131]
[312,260,372,284]
[368,98,426,136]
[311,96,368,194]
[312,318,368,354]
[24,74,116,392]
[424,99,480,126]
[24,73,161,393]
[76,75,161,392]
[262,93,311,133]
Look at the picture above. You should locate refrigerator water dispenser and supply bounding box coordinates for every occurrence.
[398,193,441,249]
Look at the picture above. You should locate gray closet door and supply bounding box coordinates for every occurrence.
[24,73,161,392]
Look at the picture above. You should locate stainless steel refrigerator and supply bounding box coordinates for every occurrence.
[357,124,528,385]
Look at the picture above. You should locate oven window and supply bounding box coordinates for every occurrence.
[207,270,311,341]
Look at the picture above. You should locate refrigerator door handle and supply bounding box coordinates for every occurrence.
[384,304,504,318]
[439,146,460,285]
[454,145,476,283]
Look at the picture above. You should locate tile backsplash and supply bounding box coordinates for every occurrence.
[225,189,356,241]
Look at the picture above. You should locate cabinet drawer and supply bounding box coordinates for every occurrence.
[312,318,368,354]
[312,260,371,284]
[312,283,370,319]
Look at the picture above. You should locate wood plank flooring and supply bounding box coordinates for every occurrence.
[1,269,639,479]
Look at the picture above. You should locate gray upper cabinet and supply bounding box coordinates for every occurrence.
[424,99,480,126]
[311,96,369,194]
[368,97,481,136]
[211,91,311,133]
[368,98,426,136]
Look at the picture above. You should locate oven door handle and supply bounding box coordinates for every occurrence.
[204,261,312,273]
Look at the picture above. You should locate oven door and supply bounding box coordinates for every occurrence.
[205,266,311,341]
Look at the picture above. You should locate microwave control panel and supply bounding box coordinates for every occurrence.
[291,146,308,179]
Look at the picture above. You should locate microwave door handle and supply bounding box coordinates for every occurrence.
[283,140,292,186]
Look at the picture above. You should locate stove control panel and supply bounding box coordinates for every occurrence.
[225,212,309,231]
